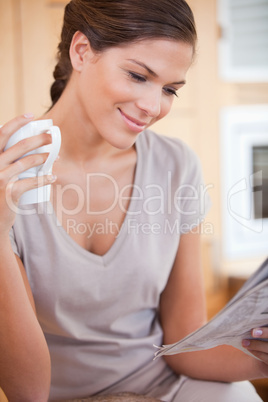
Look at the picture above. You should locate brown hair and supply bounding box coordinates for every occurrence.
[50,0,197,106]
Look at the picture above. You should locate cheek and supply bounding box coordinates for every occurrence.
[103,75,134,104]
[160,98,174,120]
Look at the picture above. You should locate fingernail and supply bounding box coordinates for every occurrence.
[47,174,57,182]
[23,113,34,119]
[242,340,250,347]
[253,329,263,337]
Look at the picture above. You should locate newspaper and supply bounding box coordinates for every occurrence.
[154,258,268,360]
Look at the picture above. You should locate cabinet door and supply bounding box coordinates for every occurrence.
[218,0,268,82]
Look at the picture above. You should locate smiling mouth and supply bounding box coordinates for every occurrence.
[119,109,148,132]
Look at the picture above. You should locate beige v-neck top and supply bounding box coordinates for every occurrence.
[10,130,211,401]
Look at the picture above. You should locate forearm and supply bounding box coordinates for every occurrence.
[0,235,51,402]
[164,344,265,383]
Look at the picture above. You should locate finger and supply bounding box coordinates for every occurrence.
[6,174,57,206]
[252,327,268,339]
[0,153,49,192]
[242,339,268,353]
[7,152,50,180]
[0,132,52,168]
[244,349,268,364]
[0,113,34,150]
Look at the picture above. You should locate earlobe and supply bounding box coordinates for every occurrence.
[69,31,91,72]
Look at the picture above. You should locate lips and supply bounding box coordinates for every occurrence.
[119,109,148,132]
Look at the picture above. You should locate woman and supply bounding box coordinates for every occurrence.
[0,0,267,401]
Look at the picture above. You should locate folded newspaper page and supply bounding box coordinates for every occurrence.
[154,258,268,360]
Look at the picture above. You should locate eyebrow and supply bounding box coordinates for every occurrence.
[127,59,186,85]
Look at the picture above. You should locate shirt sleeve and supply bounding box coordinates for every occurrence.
[175,145,212,234]
[9,226,21,257]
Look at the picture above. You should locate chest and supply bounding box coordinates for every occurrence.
[51,162,136,255]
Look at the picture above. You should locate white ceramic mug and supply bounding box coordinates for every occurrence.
[4,119,61,205]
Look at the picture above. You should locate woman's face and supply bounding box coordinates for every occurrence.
[74,37,194,149]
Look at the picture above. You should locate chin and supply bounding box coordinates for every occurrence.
[109,131,142,150]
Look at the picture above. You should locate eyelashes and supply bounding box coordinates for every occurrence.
[164,87,178,97]
[127,71,178,97]
[128,71,146,82]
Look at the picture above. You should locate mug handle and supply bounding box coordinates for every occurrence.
[38,126,61,176]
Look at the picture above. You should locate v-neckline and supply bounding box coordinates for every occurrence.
[48,133,144,265]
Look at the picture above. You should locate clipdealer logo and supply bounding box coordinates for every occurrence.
[6,171,214,236]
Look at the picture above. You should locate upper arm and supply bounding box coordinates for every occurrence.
[15,255,36,314]
[159,225,207,345]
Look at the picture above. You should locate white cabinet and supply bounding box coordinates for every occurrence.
[217,0,268,82]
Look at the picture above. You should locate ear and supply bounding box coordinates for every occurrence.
[69,31,93,72]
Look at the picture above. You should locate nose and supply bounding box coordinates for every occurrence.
[136,89,162,118]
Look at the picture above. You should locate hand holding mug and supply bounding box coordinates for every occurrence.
[3,117,61,205]
[0,114,60,234]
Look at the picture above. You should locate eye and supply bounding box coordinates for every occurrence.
[128,71,147,83]
[163,87,178,97]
